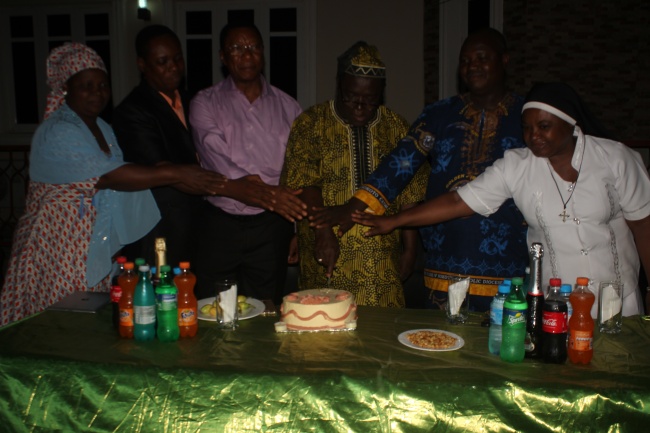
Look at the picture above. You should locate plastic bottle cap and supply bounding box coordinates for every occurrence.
[560,284,572,293]
[512,277,524,285]
[139,265,150,272]
[179,261,190,269]
[549,278,562,287]
[576,277,589,286]
[117,256,127,264]
[502,279,512,286]
[498,284,511,294]
[124,262,134,270]
[160,264,171,273]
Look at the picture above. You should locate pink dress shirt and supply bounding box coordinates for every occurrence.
[190,76,301,215]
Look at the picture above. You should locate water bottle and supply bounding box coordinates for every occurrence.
[488,283,511,355]
[155,265,179,342]
[133,264,156,341]
[560,284,573,322]
[501,277,528,363]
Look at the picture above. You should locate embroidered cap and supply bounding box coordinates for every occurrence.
[337,41,386,78]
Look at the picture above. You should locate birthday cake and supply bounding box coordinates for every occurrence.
[275,289,357,332]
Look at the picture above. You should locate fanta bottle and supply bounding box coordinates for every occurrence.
[117,262,138,339]
[568,277,595,364]
[175,261,198,338]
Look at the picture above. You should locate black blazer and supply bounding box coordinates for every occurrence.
[112,80,205,267]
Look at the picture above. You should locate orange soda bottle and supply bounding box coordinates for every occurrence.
[117,262,138,339]
[568,277,595,364]
[175,261,198,338]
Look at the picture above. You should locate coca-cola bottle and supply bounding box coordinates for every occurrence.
[542,278,568,363]
[524,243,544,359]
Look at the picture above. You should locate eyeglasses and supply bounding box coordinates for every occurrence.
[226,44,263,56]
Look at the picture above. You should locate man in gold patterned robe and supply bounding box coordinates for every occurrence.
[280,41,428,307]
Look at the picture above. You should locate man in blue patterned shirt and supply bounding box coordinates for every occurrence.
[312,28,528,312]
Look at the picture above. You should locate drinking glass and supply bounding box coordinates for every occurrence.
[598,281,623,334]
[216,279,238,330]
[446,275,470,324]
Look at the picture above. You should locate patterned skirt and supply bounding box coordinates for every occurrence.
[0,180,110,326]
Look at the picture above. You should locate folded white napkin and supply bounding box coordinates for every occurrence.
[219,285,238,322]
[448,278,470,315]
[600,284,622,322]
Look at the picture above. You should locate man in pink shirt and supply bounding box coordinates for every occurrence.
[190,22,306,301]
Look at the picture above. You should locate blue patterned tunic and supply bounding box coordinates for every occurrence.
[354,93,529,311]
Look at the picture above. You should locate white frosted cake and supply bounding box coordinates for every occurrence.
[276,289,357,332]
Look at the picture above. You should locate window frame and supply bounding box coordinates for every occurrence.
[174,0,315,108]
[0,0,115,140]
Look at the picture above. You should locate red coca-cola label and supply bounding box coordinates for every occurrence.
[542,311,567,333]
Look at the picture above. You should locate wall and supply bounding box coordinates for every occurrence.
[504,0,650,141]
[423,0,439,105]
[314,0,425,123]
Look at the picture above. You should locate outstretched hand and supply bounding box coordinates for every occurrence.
[228,175,308,222]
[309,198,367,237]
[351,210,399,237]
[176,165,227,195]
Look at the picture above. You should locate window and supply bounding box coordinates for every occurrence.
[0,4,112,132]
[177,0,314,108]
[438,0,503,99]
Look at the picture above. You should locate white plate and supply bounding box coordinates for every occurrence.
[197,297,265,322]
[398,329,464,352]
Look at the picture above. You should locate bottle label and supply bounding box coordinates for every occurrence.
[119,308,134,326]
[503,308,526,328]
[134,305,156,325]
[490,298,505,324]
[157,293,178,311]
[110,286,122,303]
[524,334,535,351]
[542,311,568,333]
[179,308,197,326]
[569,329,593,351]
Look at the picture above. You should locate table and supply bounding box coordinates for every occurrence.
[1,305,649,432]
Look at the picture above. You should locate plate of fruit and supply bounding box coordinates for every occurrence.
[198,296,265,321]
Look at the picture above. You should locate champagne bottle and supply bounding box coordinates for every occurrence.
[524,242,544,359]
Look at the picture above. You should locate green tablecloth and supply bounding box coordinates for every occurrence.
[1,305,649,432]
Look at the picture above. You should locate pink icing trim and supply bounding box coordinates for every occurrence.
[282,304,356,323]
[300,295,331,305]
[286,323,346,331]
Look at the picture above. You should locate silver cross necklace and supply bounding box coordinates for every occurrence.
[547,151,584,223]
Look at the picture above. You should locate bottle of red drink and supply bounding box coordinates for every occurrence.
[175,261,198,338]
[110,256,127,330]
[542,278,568,364]
[568,277,595,364]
